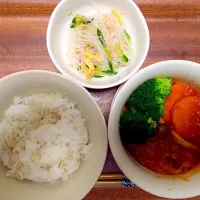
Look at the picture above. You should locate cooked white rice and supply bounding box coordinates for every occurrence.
[0,93,91,183]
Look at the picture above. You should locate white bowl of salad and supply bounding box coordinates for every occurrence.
[47,0,149,89]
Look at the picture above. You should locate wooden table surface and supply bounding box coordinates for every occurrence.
[0,0,200,199]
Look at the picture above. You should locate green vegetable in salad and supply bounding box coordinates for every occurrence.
[96,28,117,74]
[97,28,106,47]
[122,54,129,62]
[70,14,93,28]
[108,60,114,72]
[124,29,131,43]
[94,66,117,76]
[114,43,129,63]
[93,75,103,78]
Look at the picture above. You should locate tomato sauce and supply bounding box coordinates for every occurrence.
[125,80,200,175]
[126,130,200,175]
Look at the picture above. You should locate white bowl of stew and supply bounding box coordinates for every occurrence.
[108,60,200,199]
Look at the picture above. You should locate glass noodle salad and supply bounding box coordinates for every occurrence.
[67,9,132,80]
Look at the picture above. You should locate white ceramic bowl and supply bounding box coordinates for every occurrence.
[46,0,149,89]
[108,60,200,199]
[0,71,107,200]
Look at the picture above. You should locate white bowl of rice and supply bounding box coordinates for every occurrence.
[47,0,149,89]
[0,70,107,200]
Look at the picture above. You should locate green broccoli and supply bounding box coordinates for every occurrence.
[120,77,172,144]
[126,77,172,120]
[120,109,157,144]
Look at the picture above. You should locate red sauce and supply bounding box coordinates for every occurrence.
[126,131,200,175]
[125,80,200,175]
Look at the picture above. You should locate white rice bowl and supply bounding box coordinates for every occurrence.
[0,70,107,200]
[0,93,91,183]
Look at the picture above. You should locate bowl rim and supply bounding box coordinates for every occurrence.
[0,70,108,200]
[108,60,200,199]
[46,0,150,89]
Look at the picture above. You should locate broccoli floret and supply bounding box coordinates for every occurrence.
[120,77,172,144]
[120,110,157,144]
[154,77,172,98]
[147,117,157,129]
[126,77,172,121]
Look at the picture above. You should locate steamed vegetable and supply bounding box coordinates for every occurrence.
[120,77,172,144]
[126,77,172,120]
[120,109,157,144]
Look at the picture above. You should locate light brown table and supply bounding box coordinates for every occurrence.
[1,0,200,199]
